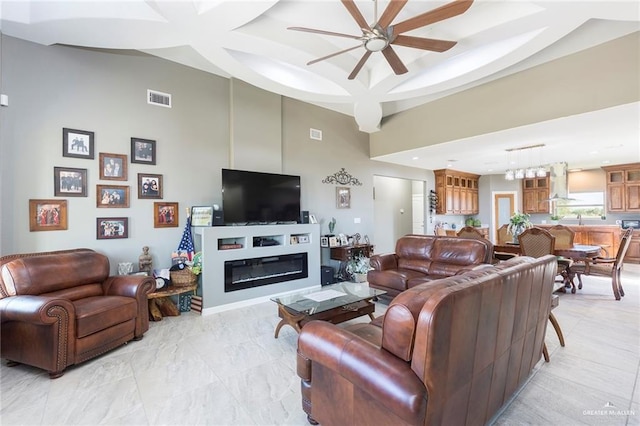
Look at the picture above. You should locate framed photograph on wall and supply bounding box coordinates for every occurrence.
[99,153,127,180]
[138,173,163,199]
[154,202,178,228]
[54,167,87,197]
[336,186,351,209]
[131,137,156,165]
[29,199,68,231]
[191,206,213,227]
[62,128,94,159]
[97,185,130,208]
[96,217,128,239]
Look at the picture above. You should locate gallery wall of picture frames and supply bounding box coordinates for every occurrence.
[33,127,172,238]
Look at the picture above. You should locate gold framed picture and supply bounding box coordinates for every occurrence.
[29,199,68,231]
[154,202,179,228]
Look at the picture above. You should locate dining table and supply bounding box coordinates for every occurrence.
[493,243,602,293]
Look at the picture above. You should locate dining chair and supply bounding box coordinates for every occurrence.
[571,228,633,300]
[496,224,510,245]
[456,226,500,264]
[517,227,565,360]
[456,226,485,239]
[547,225,576,291]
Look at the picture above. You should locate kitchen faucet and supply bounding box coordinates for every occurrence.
[577,214,583,225]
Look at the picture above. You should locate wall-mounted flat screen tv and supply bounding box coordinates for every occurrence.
[222,169,301,225]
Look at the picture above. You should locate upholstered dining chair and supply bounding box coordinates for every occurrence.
[547,225,576,291]
[571,227,633,300]
[517,227,566,361]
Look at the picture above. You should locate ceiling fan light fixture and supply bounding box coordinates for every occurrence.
[365,37,388,52]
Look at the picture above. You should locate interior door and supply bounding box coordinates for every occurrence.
[493,192,516,242]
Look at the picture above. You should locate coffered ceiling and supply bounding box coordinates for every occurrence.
[1,1,639,173]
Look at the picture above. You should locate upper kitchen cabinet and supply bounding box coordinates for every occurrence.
[434,169,479,215]
[522,174,550,214]
[602,163,640,212]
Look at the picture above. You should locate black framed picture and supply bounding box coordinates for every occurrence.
[62,128,94,159]
[96,217,128,239]
[138,173,163,199]
[131,137,156,165]
[99,153,127,181]
[54,167,87,197]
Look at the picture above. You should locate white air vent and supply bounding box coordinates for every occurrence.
[310,128,322,140]
[147,89,171,108]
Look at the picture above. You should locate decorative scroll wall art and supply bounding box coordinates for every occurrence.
[322,168,362,186]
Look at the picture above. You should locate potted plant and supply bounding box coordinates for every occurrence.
[507,212,533,243]
[345,254,370,283]
[550,214,561,224]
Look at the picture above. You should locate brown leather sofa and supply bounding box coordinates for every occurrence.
[367,234,494,298]
[0,248,155,378]
[297,255,557,426]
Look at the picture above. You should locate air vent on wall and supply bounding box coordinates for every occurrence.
[310,128,322,140]
[147,89,171,108]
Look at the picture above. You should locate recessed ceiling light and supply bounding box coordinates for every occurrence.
[602,160,611,164]
[412,156,419,160]
[589,150,599,155]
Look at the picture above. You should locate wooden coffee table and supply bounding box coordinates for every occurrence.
[270,282,386,338]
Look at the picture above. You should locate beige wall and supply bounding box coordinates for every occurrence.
[0,36,427,271]
[371,32,640,157]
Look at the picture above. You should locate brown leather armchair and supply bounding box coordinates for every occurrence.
[0,249,155,378]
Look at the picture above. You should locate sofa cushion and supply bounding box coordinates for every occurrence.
[367,269,426,293]
[74,296,137,338]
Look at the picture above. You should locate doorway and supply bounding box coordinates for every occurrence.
[373,176,425,254]
[492,192,516,242]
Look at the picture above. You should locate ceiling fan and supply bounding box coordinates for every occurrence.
[289,0,474,80]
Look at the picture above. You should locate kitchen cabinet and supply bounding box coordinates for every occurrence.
[434,169,479,215]
[625,230,640,264]
[522,175,550,214]
[602,163,640,212]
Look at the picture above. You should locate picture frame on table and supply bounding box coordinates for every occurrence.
[336,186,351,209]
[320,236,329,247]
[97,185,130,208]
[131,137,156,165]
[99,153,127,180]
[309,214,318,224]
[138,173,163,199]
[54,167,87,197]
[329,236,339,248]
[62,128,94,159]
[154,202,178,228]
[29,199,68,231]
[96,217,128,239]
[191,206,214,227]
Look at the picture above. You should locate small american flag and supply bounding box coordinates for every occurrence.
[177,215,195,261]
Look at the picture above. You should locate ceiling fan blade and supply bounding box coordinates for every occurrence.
[288,27,362,40]
[381,45,408,75]
[348,51,372,80]
[376,0,408,28]
[308,44,363,66]
[392,35,457,52]
[392,0,474,35]
[341,0,371,30]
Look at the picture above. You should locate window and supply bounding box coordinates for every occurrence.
[556,191,605,219]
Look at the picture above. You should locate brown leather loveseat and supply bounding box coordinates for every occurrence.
[0,248,155,378]
[297,255,557,425]
[367,234,493,298]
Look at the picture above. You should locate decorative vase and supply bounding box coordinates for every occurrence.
[352,272,368,283]
[512,225,525,243]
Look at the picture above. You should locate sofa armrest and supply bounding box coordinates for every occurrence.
[369,253,398,271]
[298,320,427,424]
[103,275,155,299]
[103,275,155,338]
[0,295,75,324]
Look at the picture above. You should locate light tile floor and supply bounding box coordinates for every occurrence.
[1,265,638,425]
